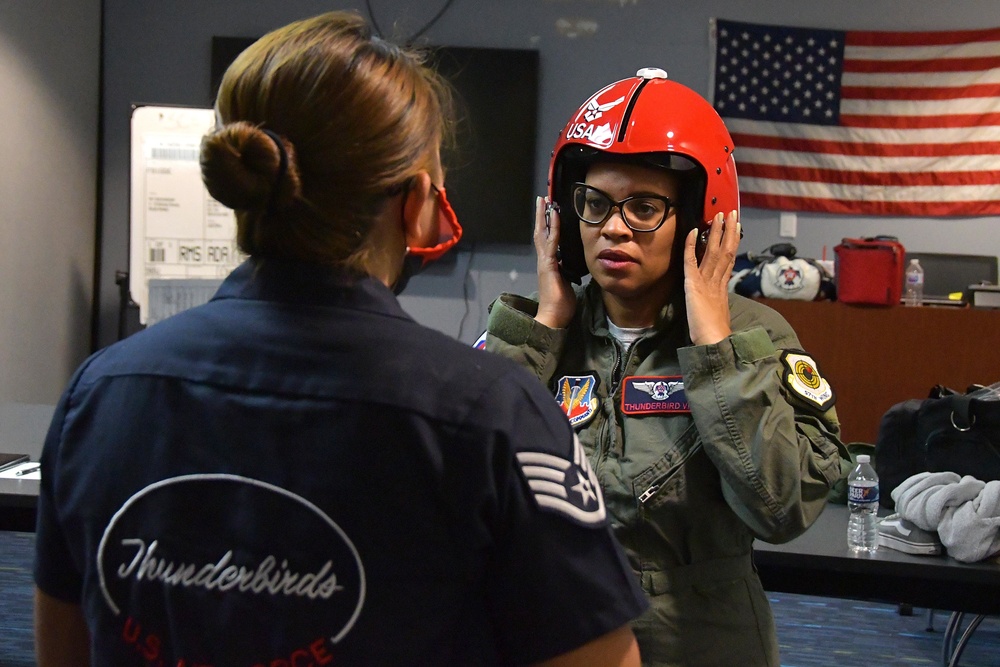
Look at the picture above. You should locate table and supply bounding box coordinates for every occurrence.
[755,505,1000,665]
[754,504,1000,616]
[0,403,53,532]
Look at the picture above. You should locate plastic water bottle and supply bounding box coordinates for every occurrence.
[904,259,924,306]
[847,455,879,554]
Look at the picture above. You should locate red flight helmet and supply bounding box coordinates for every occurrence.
[549,68,739,282]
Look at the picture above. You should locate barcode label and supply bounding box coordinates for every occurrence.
[149,248,165,262]
[150,147,199,161]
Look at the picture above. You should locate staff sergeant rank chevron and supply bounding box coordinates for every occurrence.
[515,434,607,527]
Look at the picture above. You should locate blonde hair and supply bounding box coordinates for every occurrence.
[200,11,454,271]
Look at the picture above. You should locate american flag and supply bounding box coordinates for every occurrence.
[710,18,1000,216]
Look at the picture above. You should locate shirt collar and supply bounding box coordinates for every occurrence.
[212,258,411,320]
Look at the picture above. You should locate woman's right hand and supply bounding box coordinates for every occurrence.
[533,196,577,329]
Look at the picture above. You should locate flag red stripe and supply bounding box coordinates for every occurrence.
[839,113,1000,129]
[846,28,1000,47]
[844,55,1000,74]
[740,192,1000,216]
[841,83,1000,101]
[718,21,1000,216]
[739,163,1000,186]
[730,132,1000,157]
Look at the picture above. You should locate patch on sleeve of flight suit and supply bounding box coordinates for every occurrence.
[554,374,600,427]
[622,376,689,414]
[515,433,607,527]
[472,330,488,350]
[780,351,836,411]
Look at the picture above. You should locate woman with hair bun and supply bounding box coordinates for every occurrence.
[33,12,647,666]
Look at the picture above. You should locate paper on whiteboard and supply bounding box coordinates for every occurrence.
[129,106,244,324]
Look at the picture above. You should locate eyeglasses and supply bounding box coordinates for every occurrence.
[572,182,676,233]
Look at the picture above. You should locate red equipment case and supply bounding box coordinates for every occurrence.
[834,236,906,306]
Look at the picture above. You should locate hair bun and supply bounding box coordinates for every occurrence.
[200,121,301,213]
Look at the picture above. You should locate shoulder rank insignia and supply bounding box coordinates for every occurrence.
[516,433,606,526]
[554,375,600,427]
[780,351,836,411]
[622,376,689,415]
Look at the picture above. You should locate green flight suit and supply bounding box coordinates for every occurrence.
[485,282,847,667]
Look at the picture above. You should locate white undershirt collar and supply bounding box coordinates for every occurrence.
[606,318,653,348]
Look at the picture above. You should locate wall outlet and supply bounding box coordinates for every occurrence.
[779,211,797,238]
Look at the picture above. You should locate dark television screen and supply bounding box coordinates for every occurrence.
[904,252,998,297]
[210,38,539,246]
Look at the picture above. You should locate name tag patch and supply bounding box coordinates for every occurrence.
[622,376,689,415]
[780,351,836,410]
[554,374,600,427]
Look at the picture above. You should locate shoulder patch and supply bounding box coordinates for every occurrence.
[554,374,600,427]
[473,330,488,350]
[515,433,607,527]
[780,351,836,411]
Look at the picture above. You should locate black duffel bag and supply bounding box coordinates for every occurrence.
[874,382,1000,509]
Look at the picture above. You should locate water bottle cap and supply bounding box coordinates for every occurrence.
[856,454,870,463]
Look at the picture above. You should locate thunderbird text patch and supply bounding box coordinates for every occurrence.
[622,376,689,415]
[780,351,836,410]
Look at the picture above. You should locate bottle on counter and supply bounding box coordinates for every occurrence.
[847,454,880,554]
[904,258,924,307]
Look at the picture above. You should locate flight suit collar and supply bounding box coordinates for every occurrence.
[581,281,689,344]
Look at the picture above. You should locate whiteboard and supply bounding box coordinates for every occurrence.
[129,105,243,324]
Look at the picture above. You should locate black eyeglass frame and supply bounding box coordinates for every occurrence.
[571,182,677,233]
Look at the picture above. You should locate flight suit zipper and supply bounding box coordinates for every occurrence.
[637,480,662,505]
[637,437,702,505]
[611,338,640,393]
[596,338,625,466]
[603,336,643,463]
[596,336,634,468]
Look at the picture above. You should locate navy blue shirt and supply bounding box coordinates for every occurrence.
[35,259,647,666]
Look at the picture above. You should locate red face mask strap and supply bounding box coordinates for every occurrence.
[407,185,463,263]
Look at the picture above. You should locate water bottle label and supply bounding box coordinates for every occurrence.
[906,274,923,286]
[848,484,879,504]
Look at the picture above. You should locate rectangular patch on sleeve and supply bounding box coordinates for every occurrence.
[622,376,690,415]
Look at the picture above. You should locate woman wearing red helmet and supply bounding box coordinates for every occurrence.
[485,69,847,666]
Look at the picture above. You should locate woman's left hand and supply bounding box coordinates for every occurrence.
[683,210,740,346]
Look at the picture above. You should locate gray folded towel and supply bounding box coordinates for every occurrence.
[892,471,1000,563]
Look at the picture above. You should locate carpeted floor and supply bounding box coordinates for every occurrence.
[0,532,36,667]
[1,530,997,666]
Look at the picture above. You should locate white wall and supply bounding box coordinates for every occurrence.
[89,1,1000,347]
[0,1,100,404]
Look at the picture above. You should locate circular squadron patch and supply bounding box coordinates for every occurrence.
[780,351,836,411]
